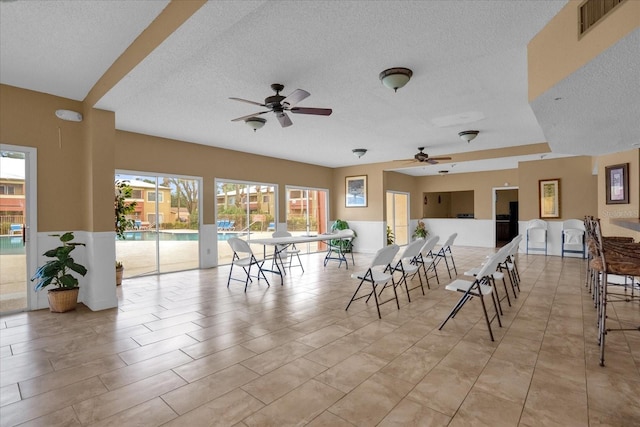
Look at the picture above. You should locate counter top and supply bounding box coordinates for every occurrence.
[610,218,640,232]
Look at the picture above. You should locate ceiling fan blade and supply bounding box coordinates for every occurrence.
[231,111,269,122]
[282,89,310,107]
[277,112,293,128]
[290,107,333,116]
[229,97,266,107]
[429,156,452,161]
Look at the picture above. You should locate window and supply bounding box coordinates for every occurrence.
[131,189,142,199]
[0,184,22,195]
[0,185,14,195]
[147,191,164,202]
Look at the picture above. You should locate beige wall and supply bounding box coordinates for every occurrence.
[518,156,597,221]
[0,85,88,232]
[528,0,639,101]
[416,169,519,220]
[115,131,334,226]
[596,149,639,238]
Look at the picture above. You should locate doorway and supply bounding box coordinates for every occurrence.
[494,187,519,247]
[386,191,410,246]
[0,145,37,313]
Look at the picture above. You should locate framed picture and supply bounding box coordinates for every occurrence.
[345,175,367,207]
[539,178,560,218]
[605,163,629,204]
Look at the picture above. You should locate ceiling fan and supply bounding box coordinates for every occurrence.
[230,83,332,128]
[398,147,452,164]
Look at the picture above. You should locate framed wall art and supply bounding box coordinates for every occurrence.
[539,178,560,218]
[345,175,367,207]
[605,163,629,204]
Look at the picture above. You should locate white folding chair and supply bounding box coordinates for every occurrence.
[227,237,270,292]
[272,231,304,274]
[346,244,400,319]
[413,235,440,288]
[391,239,427,302]
[439,251,503,341]
[526,219,547,255]
[562,219,586,258]
[464,243,513,314]
[435,232,458,279]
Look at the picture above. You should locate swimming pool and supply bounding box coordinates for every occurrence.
[122,231,245,241]
[0,236,25,255]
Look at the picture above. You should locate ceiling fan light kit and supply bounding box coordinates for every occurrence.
[230,83,332,128]
[245,117,266,131]
[458,130,479,143]
[352,148,367,158]
[379,67,413,92]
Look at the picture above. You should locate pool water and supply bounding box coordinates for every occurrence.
[0,236,25,255]
[123,231,244,241]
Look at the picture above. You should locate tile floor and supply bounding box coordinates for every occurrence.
[0,246,638,426]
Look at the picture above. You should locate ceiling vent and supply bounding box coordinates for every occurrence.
[579,0,625,35]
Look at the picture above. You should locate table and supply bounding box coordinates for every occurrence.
[249,230,354,284]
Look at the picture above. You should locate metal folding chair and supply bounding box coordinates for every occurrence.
[346,244,400,319]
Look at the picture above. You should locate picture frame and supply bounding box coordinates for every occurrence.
[605,163,629,204]
[345,175,367,207]
[539,178,560,218]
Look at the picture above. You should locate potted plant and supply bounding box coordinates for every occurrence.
[412,220,429,240]
[386,226,395,245]
[31,232,87,312]
[330,219,357,252]
[115,260,124,286]
[115,180,137,284]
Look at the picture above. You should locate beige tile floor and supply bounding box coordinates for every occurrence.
[0,246,638,426]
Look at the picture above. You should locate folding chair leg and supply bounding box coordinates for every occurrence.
[479,294,495,342]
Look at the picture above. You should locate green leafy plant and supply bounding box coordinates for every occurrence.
[412,220,429,239]
[31,232,87,291]
[330,219,356,252]
[386,226,395,245]
[115,180,138,240]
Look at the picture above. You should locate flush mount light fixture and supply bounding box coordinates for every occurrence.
[379,67,413,92]
[55,109,83,122]
[458,130,479,143]
[245,117,266,132]
[352,148,367,158]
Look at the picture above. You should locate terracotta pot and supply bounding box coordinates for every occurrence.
[116,266,124,286]
[47,287,79,313]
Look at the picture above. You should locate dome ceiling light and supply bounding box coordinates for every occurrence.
[352,148,367,158]
[458,130,479,143]
[245,117,266,132]
[379,67,413,92]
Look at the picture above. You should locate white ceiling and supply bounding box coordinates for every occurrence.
[1,1,637,176]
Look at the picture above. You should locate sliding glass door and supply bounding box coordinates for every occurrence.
[116,172,200,278]
[216,179,277,265]
[285,186,329,252]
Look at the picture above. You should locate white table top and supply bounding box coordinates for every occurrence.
[249,231,352,246]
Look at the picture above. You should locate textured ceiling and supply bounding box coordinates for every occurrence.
[1,1,636,176]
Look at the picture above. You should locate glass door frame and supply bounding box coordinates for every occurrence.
[285,185,329,253]
[386,190,410,246]
[116,170,202,277]
[1,144,38,312]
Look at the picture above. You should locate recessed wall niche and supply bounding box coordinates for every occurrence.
[423,190,474,218]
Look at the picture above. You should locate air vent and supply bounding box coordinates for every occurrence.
[580,0,625,35]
